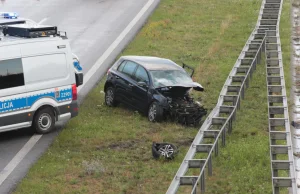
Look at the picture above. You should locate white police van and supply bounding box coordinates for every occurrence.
[0,16,83,134]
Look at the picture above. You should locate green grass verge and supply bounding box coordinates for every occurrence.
[14,0,291,193]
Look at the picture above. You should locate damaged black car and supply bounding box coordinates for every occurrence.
[104,56,207,126]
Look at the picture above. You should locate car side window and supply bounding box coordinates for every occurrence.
[134,66,149,84]
[117,61,126,72]
[121,61,137,77]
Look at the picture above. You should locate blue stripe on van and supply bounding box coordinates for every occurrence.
[73,61,82,71]
[0,88,72,113]
[0,98,27,113]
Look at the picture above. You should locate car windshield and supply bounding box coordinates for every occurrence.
[150,70,193,88]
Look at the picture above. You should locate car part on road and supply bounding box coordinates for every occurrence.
[166,0,298,193]
[152,142,178,160]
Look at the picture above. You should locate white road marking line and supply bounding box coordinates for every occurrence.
[0,0,155,186]
[0,135,42,186]
[78,0,155,93]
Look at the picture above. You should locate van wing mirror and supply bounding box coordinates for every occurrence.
[75,73,83,87]
[182,63,195,77]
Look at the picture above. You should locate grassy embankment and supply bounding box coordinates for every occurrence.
[15,0,291,193]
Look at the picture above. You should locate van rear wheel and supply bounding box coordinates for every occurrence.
[33,107,55,134]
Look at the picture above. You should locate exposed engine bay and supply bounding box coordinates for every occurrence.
[167,96,207,126]
[158,86,207,126]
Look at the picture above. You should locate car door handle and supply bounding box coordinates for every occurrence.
[115,76,120,79]
[128,83,133,87]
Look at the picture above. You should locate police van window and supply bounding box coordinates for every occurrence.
[134,66,149,84]
[0,58,25,90]
[22,54,68,84]
[121,61,137,77]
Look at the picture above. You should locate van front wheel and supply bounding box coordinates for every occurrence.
[33,107,55,134]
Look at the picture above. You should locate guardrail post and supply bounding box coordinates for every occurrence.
[208,156,212,176]
[241,85,245,99]
[228,118,233,134]
[192,178,197,194]
[274,187,279,194]
[215,139,219,157]
[222,128,226,146]
[254,57,257,71]
[200,173,205,193]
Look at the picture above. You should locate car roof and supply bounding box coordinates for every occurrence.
[121,56,183,71]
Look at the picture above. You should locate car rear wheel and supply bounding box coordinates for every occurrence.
[105,87,118,107]
[33,107,55,134]
[148,102,163,122]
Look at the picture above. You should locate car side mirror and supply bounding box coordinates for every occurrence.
[138,81,148,88]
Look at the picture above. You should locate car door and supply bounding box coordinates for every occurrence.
[114,60,127,102]
[114,60,137,105]
[132,65,150,111]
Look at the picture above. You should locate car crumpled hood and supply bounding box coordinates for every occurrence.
[157,82,204,91]
[156,82,204,97]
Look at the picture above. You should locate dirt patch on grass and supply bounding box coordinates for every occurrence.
[207,41,221,57]
[96,139,145,150]
[220,15,234,35]
[174,137,194,146]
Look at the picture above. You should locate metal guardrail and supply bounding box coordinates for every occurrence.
[264,0,298,193]
[166,0,298,193]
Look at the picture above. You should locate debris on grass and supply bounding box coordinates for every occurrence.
[152,142,178,160]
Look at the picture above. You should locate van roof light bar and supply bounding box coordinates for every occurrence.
[2,24,58,38]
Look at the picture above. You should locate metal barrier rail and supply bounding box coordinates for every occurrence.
[264,0,298,193]
[166,0,298,193]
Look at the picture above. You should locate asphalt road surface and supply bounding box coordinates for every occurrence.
[0,0,159,193]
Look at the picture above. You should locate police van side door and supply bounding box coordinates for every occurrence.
[0,57,27,121]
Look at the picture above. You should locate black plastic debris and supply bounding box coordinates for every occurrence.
[152,142,178,160]
[168,97,207,126]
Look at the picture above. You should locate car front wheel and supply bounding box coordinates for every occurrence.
[148,101,163,122]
